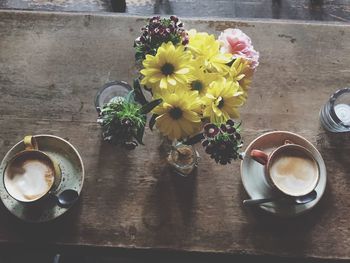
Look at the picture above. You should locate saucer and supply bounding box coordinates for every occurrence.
[0,135,84,222]
[240,131,326,217]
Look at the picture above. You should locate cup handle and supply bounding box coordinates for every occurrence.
[250,150,269,165]
[24,135,38,150]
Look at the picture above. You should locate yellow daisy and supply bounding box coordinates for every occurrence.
[203,78,245,123]
[140,42,192,93]
[186,66,219,97]
[239,72,253,93]
[153,89,202,140]
[228,57,253,94]
[187,29,231,73]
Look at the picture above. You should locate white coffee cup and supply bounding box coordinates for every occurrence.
[250,141,320,197]
[3,136,61,203]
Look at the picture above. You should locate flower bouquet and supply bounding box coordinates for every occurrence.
[133,16,259,173]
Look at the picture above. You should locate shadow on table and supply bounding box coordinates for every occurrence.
[0,246,348,263]
[238,168,332,260]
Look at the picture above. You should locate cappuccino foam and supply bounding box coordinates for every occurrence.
[270,153,318,196]
[5,157,54,201]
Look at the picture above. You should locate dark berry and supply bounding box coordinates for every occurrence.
[204,123,219,138]
[226,126,236,134]
[170,16,178,23]
[140,36,146,43]
[150,16,160,23]
[220,124,227,132]
[226,119,235,127]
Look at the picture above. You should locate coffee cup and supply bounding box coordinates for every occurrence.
[3,136,61,203]
[250,141,320,197]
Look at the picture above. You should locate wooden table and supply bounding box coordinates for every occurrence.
[1,10,350,262]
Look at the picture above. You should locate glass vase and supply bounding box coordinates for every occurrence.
[165,139,199,177]
[94,80,132,112]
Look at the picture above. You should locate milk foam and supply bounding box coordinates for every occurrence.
[5,159,54,201]
[270,155,318,196]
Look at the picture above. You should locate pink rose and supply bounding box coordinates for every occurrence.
[219,28,259,69]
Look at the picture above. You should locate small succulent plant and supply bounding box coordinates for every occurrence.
[97,86,161,150]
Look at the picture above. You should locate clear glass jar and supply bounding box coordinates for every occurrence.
[166,140,199,177]
[320,88,350,132]
[94,81,132,112]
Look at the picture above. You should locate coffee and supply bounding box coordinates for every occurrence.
[270,151,318,196]
[4,152,54,202]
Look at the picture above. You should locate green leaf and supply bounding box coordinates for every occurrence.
[184,133,205,145]
[149,114,158,131]
[134,126,145,145]
[135,51,144,62]
[125,90,135,103]
[139,99,162,114]
[133,78,148,105]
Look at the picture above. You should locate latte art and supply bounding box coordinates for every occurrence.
[270,153,318,196]
[4,156,54,202]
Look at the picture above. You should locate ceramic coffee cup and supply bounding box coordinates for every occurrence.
[3,135,61,203]
[250,141,320,197]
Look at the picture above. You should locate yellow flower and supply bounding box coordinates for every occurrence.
[140,42,192,93]
[187,29,231,73]
[239,72,253,93]
[186,66,219,97]
[203,78,245,123]
[228,57,253,94]
[153,89,202,140]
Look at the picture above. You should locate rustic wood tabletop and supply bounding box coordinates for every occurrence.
[0,10,350,262]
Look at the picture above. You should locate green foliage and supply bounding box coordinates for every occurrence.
[149,114,158,131]
[133,78,148,105]
[139,98,162,114]
[97,91,162,149]
[98,102,140,148]
[115,102,146,129]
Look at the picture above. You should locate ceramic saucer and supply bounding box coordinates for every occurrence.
[240,131,326,217]
[0,135,84,222]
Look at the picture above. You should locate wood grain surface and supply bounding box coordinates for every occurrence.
[126,0,350,22]
[1,10,350,261]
